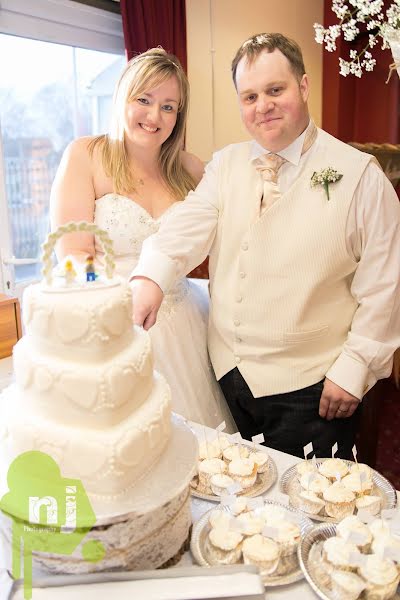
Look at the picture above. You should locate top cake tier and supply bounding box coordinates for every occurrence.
[23,277,135,360]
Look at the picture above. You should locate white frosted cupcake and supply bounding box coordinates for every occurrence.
[242,534,280,574]
[206,528,243,564]
[199,440,222,460]
[199,458,226,488]
[210,473,235,496]
[249,451,269,473]
[342,472,373,497]
[214,435,231,452]
[300,472,331,497]
[295,460,317,478]
[323,482,356,519]
[322,537,360,571]
[209,509,232,530]
[272,520,301,556]
[355,494,381,516]
[235,512,264,536]
[260,504,287,524]
[358,554,400,599]
[228,496,248,516]
[330,570,366,600]
[349,463,373,483]
[337,515,372,552]
[223,444,250,462]
[370,519,391,540]
[228,458,257,489]
[298,490,325,515]
[371,534,400,568]
[318,458,349,481]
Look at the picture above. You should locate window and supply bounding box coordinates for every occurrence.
[0,0,124,296]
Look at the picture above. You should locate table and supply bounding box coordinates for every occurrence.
[0,357,399,600]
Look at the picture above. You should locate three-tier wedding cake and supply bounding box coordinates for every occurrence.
[0,222,198,573]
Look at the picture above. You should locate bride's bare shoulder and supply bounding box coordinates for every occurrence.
[180,150,205,185]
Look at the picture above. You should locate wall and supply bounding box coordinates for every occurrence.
[185,0,324,161]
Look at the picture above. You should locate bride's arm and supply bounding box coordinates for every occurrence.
[50,137,96,263]
[181,150,205,186]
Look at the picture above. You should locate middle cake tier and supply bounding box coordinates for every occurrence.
[12,327,153,428]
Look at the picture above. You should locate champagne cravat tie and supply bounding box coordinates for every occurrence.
[255,154,287,216]
[253,121,318,219]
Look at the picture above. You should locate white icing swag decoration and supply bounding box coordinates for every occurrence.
[41,221,116,284]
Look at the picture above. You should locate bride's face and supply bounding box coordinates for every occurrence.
[124,75,181,151]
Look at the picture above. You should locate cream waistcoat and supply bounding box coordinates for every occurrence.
[207,129,374,397]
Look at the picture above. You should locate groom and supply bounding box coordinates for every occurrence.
[130,33,400,459]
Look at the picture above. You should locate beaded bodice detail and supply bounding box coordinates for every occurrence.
[94,194,189,314]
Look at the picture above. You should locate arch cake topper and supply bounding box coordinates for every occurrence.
[41,221,115,285]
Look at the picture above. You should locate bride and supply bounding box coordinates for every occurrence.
[50,47,236,432]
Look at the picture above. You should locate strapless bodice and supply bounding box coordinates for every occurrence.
[94,193,188,311]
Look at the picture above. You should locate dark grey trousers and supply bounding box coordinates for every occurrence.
[218,368,360,459]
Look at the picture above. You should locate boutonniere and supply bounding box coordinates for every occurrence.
[310,168,343,201]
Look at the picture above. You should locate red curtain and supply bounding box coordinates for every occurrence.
[322,0,399,143]
[120,0,187,72]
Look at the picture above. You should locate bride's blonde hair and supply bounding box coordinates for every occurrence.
[89,48,196,199]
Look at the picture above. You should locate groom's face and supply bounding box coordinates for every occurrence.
[236,49,309,152]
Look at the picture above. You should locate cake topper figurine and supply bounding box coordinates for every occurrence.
[41,221,115,285]
[85,255,96,282]
[64,258,77,284]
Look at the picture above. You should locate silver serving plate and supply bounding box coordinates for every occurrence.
[298,522,400,600]
[191,455,277,502]
[191,499,313,586]
[280,458,397,523]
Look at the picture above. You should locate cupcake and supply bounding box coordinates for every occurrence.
[206,528,243,565]
[330,570,366,600]
[210,473,235,496]
[322,537,360,572]
[235,512,264,536]
[349,463,373,483]
[223,444,250,462]
[336,515,372,552]
[209,508,232,530]
[370,519,391,540]
[249,451,269,474]
[272,519,301,557]
[260,504,287,524]
[300,472,331,497]
[295,460,317,478]
[356,494,381,516]
[342,472,373,497]
[371,534,400,568]
[214,435,232,452]
[323,482,356,519]
[228,496,248,516]
[298,490,325,515]
[198,458,226,489]
[199,440,222,460]
[318,458,349,481]
[228,458,258,489]
[358,554,400,599]
[242,534,280,574]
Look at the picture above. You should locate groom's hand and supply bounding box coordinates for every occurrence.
[130,276,164,330]
[319,378,360,421]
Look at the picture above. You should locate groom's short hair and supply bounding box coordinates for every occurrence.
[231,32,306,86]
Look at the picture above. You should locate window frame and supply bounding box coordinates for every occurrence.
[0,0,124,295]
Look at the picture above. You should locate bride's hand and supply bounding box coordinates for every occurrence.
[130,277,164,330]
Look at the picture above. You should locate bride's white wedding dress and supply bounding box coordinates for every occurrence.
[94,193,236,432]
